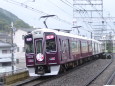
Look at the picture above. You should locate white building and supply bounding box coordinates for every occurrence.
[14,28,35,68]
[0,41,13,73]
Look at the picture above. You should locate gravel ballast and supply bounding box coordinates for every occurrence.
[40,59,112,86]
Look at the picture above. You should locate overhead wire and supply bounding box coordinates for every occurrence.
[47,0,73,17]
[4,0,72,25]
[64,0,73,6]
[72,0,95,32]
[60,0,93,20]
[60,0,73,8]
[59,0,95,32]
[86,0,105,37]
[86,0,115,34]
[61,0,94,29]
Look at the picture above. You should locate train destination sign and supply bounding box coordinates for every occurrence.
[46,35,54,40]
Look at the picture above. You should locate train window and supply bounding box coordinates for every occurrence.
[89,42,92,52]
[81,42,88,53]
[36,40,42,53]
[70,41,79,54]
[46,35,56,52]
[25,42,34,53]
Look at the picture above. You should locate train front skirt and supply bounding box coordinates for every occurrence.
[28,65,60,76]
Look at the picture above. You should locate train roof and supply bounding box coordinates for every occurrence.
[32,28,101,44]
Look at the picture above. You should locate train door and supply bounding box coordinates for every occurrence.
[79,41,82,57]
[66,39,70,59]
[59,39,63,61]
[92,42,95,55]
[59,38,70,61]
[88,41,92,55]
[80,40,89,58]
[67,39,71,59]
[62,40,67,60]
[77,40,81,58]
[61,39,69,61]
[34,39,46,64]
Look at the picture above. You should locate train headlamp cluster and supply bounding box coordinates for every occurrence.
[28,59,34,62]
[49,57,55,60]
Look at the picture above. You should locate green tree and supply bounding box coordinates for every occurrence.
[14,20,30,28]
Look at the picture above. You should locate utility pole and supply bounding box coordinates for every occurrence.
[11,22,14,74]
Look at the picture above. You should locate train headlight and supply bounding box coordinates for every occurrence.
[49,57,55,60]
[36,53,44,61]
[28,59,34,62]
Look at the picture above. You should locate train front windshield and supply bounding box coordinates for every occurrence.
[25,34,34,53]
[45,33,56,52]
[25,43,34,53]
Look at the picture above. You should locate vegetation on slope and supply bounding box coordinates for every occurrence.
[0,8,31,32]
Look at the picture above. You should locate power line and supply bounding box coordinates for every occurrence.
[86,0,103,18]
[4,0,72,25]
[81,0,115,35]
[60,0,73,8]
[47,0,73,17]
[60,0,93,19]
[65,0,73,5]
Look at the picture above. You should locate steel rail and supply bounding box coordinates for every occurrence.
[105,56,115,85]
[84,57,113,86]
[106,71,115,85]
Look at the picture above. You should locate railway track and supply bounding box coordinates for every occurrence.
[84,58,113,86]
[105,70,115,85]
[14,59,97,86]
[14,58,112,86]
[105,58,115,86]
[14,76,54,86]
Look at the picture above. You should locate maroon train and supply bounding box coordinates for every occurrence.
[24,28,103,76]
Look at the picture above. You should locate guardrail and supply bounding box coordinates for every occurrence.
[0,68,29,85]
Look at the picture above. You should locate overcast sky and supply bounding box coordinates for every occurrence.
[0,0,73,29]
[0,0,115,37]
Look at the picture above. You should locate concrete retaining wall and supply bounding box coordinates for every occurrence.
[4,71,29,85]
